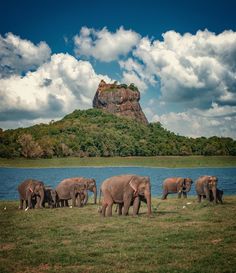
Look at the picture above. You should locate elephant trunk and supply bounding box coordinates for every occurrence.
[38,188,45,208]
[144,189,152,215]
[183,185,191,193]
[93,186,97,204]
[212,187,217,204]
[83,190,88,205]
[27,192,32,209]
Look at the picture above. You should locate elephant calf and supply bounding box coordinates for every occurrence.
[203,188,223,204]
[162,177,193,199]
[43,187,57,208]
[115,194,147,215]
[18,179,45,209]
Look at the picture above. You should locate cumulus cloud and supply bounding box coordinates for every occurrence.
[127,29,236,109]
[0,33,51,78]
[149,108,236,139]
[74,26,140,62]
[0,53,111,125]
[122,29,236,138]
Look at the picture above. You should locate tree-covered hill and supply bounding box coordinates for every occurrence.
[0,108,235,158]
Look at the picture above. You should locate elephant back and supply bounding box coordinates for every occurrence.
[101,174,135,191]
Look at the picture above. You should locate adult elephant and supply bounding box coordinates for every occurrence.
[99,174,152,217]
[195,176,218,203]
[55,177,94,207]
[18,179,45,209]
[162,177,193,199]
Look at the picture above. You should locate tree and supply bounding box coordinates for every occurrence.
[38,136,54,158]
[17,134,43,158]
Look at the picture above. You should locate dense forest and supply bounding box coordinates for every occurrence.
[0,108,236,158]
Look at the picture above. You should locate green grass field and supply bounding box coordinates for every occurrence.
[1,197,236,273]
[0,156,236,168]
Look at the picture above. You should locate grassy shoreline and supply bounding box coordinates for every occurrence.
[1,197,236,273]
[0,156,236,168]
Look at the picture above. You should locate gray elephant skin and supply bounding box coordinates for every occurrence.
[43,187,57,208]
[115,194,147,215]
[99,174,152,217]
[162,177,193,199]
[203,188,223,204]
[18,179,45,209]
[195,176,218,203]
[55,177,95,207]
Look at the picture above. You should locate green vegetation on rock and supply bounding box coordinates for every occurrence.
[0,108,236,159]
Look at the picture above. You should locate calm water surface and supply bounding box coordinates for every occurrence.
[0,167,236,200]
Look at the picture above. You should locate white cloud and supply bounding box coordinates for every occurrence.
[123,29,236,138]
[122,29,236,108]
[145,102,236,138]
[0,32,51,78]
[0,53,111,126]
[74,26,140,62]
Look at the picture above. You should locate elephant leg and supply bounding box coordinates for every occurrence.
[76,195,82,207]
[101,200,107,217]
[35,196,40,208]
[133,197,140,216]
[178,191,182,198]
[204,187,210,201]
[65,200,69,207]
[197,194,201,203]
[107,203,113,217]
[183,192,187,198]
[19,199,23,209]
[123,195,132,216]
[162,190,168,200]
[116,203,122,215]
[101,190,113,217]
[71,195,76,207]
[118,204,123,215]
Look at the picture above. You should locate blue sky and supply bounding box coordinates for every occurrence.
[0,0,236,138]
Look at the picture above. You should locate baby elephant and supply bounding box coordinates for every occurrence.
[203,188,223,204]
[162,177,193,199]
[115,194,147,215]
[43,187,57,208]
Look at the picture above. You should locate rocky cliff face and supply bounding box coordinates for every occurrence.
[93,80,148,125]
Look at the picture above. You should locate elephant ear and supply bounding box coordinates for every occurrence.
[176,178,184,193]
[129,176,139,195]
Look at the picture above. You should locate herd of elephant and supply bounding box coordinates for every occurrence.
[17,174,223,216]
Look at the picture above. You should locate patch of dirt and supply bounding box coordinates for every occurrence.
[0,242,16,250]
[211,239,222,244]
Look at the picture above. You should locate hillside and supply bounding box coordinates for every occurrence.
[0,108,236,158]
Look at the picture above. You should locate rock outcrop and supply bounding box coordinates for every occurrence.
[93,80,148,125]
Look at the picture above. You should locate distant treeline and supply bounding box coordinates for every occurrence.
[0,109,236,158]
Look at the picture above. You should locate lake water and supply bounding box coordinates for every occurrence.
[0,167,236,200]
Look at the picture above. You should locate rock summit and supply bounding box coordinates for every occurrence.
[93,80,148,125]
